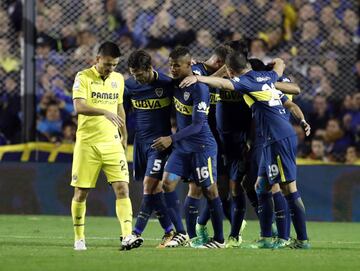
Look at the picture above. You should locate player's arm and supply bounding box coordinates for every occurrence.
[117,103,128,150]
[283,99,311,136]
[270,58,285,77]
[180,75,235,91]
[73,98,124,128]
[275,82,300,95]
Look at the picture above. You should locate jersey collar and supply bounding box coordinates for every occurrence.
[91,65,112,79]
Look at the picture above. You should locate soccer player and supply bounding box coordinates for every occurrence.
[180,52,311,249]
[191,44,249,248]
[186,45,232,246]
[152,46,225,248]
[124,50,174,248]
[70,41,139,251]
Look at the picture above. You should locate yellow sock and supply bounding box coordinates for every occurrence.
[116,198,133,237]
[71,200,86,241]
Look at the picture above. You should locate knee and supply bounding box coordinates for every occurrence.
[203,184,219,200]
[188,183,202,199]
[114,182,129,198]
[73,188,89,202]
[163,179,175,193]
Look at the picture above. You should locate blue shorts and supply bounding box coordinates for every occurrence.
[164,149,217,188]
[219,132,247,182]
[133,139,170,182]
[258,136,297,185]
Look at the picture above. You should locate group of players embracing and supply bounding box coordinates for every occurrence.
[70,40,311,251]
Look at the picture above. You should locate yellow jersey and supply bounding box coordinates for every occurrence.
[72,66,124,144]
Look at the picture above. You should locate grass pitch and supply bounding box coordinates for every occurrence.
[0,215,359,271]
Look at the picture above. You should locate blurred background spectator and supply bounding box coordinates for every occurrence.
[0,0,359,164]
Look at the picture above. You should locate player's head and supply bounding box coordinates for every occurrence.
[225,51,248,77]
[169,46,192,79]
[207,45,233,71]
[224,39,249,59]
[249,58,274,71]
[96,41,121,77]
[128,50,153,84]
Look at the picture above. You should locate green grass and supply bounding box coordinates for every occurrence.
[0,215,359,271]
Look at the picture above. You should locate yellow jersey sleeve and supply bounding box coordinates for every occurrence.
[117,73,124,104]
[72,72,88,100]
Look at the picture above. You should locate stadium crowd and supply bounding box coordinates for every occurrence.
[0,0,359,163]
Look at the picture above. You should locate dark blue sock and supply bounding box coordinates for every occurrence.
[184,196,201,238]
[230,194,246,237]
[221,196,232,222]
[164,191,185,234]
[198,202,210,225]
[134,194,153,235]
[152,192,173,234]
[246,190,259,217]
[273,192,288,240]
[257,192,273,238]
[209,197,224,243]
[285,198,291,239]
[286,191,308,240]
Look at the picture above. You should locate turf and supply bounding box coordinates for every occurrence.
[0,215,359,271]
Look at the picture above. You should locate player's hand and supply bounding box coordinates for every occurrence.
[300,120,311,136]
[271,58,286,70]
[104,111,125,127]
[151,136,172,151]
[121,137,128,150]
[179,75,198,88]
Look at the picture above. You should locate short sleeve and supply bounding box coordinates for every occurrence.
[72,72,88,99]
[192,83,210,115]
[230,77,249,94]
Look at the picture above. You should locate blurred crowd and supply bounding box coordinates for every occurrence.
[0,0,359,163]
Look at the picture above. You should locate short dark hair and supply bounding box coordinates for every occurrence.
[213,45,232,62]
[128,50,152,70]
[312,136,324,142]
[169,46,191,60]
[97,41,121,58]
[225,51,247,72]
[224,39,249,59]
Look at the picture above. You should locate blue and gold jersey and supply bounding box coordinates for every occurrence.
[191,63,218,135]
[125,72,172,143]
[216,86,252,139]
[253,75,293,146]
[172,81,217,154]
[231,70,296,145]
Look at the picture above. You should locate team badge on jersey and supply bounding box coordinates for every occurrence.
[111,82,118,89]
[155,88,163,97]
[184,91,190,101]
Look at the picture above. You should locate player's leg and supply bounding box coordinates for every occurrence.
[271,183,289,248]
[227,158,247,248]
[195,152,225,248]
[70,142,101,250]
[162,151,189,247]
[101,143,142,250]
[184,182,202,239]
[281,181,310,249]
[132,141,153,237]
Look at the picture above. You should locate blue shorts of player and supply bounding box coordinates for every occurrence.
[258,136,297,185]
[164,149,217,188]
[219,132,247,182]
[133,139,171,182]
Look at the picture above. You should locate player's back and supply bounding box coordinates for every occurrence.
[125,72,172,143]
[73,66,124,144]
[232,70,296,145]
[172,80,216,154]
[191,63,218,136]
